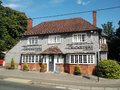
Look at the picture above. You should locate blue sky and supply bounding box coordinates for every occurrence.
[2,0,120,28]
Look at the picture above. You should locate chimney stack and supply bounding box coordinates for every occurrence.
[27,18,32,30]
[93,11,97,27]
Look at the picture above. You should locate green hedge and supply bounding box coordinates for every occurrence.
[98,60,120,79]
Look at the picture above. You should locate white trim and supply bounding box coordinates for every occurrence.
[21,54,44,64]
[69,54,95,64]
[28,36,39,45]
[72,33,87,43]
[48,35,61,44]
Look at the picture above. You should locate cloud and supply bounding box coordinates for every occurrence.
[3,3,20,9]
[76,0,91,5]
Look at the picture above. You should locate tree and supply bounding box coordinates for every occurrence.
[113,21,120,61]
[0,2,27,58]
[102,22,115,42]
[101,22,116,60]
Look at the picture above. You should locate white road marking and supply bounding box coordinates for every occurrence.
[56,86,66,89]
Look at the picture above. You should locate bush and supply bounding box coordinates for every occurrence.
[74,64,81,75]
[23,63,29,71]
[10,58,15,69]
[40,64,46,72]
[98,60,120,79]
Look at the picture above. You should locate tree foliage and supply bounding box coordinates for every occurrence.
[0,2,27,53]
[102,21,120,61]
[102,22,115,42]
[113,21,120,61]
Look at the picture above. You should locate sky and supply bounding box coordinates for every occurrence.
[1,0,120,28]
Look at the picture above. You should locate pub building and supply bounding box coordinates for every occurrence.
[5,11,108,75]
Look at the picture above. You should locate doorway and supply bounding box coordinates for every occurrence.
[49,55,54,72]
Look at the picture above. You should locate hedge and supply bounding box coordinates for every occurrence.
[97,60,120,79]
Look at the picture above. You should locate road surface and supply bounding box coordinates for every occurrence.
[0,80,63,90]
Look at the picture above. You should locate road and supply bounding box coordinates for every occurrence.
[0,80,62,90]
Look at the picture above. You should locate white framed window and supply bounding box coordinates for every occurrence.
[28,36,39,45]
[56,55,63,63]
[21,55,43,63]
[72,33,87,43]
[70,54,94,64]
[48,35,61,44]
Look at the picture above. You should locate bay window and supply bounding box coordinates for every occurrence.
[70,54,94,64]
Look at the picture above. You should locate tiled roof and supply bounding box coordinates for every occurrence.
[23,18,101,36]
[41,46,63,54]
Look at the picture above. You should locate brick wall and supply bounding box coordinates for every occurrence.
[21,63,47,71]
[56,64,64,73]
[20,63,95,75]
[64,64,96,75]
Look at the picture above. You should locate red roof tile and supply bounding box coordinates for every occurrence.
[23,18,100,36]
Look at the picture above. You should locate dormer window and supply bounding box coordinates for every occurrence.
[28,36,38,45]
[48,35,61,44]
[72,33,86,43]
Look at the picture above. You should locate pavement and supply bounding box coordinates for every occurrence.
[0,69,120,90]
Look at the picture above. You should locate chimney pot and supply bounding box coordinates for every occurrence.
[27,18,32,30]
[93,11,97,27]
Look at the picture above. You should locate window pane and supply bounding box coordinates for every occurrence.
[73,35,77,42]
[83,55,87,63]
[82,34,86,42]
[71,55,74,63]
[88,55,90,63]
[32,55,34,62]
[79,55,82,63]
[75,55,78,63]
[35,38,38,44]
[91,55,93,63]
[78,34,81,42]
[26,56,28,62]
[29,55,31,63]
[39,56,43,63]
[22,55,25,63]
[36,55,39,62]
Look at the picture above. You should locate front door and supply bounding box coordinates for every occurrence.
[49,55,54,72]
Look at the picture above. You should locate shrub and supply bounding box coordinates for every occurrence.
[74,64,81,75]
[40,64,46,72]
[97,60,120,79]
[23,63,29,71]
[10,58,15,69]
